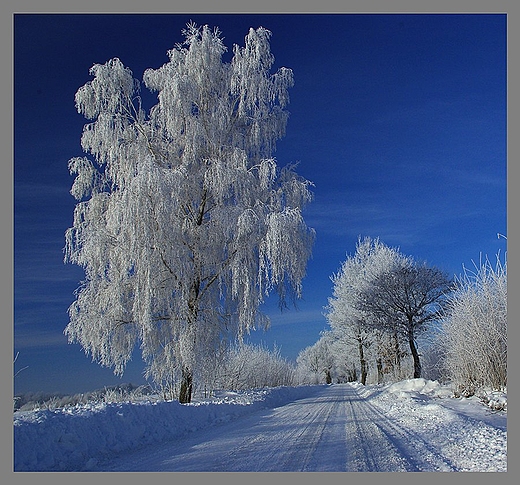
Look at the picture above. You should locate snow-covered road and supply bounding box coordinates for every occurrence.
[94,383,506,472]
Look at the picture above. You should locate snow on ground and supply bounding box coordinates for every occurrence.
[353,378,507,472]
[13,385,322,471]
[13,379,506,472]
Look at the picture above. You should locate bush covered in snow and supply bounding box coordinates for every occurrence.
[196,342,297,396]
[440,254,507,396]
[14,383,156,412]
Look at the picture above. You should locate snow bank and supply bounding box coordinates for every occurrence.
[354,379,507,472]
[479,390,507,411]
[386,378,453,399]
[349,378,452,402]
[14,385,322,472]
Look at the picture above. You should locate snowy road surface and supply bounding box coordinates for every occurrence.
[94,383,506,472]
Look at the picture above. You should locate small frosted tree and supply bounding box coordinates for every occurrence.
[296,332,336,384]
[326,237,403,384]
[64,24,314,403]
[218,342,296,391]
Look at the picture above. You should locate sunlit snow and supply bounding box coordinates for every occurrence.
[14,379,506,472]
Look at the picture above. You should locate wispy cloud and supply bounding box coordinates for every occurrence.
[265,308,326,329]
[15,182,71,199]
[304,196,424,247]
[14,329,69,350]
[307,176,498,230]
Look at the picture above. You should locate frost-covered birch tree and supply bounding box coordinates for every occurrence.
[64,23,314,403]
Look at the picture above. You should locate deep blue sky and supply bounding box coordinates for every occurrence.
[14,13,507,395]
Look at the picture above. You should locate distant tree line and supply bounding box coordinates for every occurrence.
[13,383,156,412]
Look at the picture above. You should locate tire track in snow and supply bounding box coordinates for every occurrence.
[97,385,349,471]
[212,385,349,471]
[95,383,491,472]
[277,386,348,471]
[344,384,458,471]
[344,388,415,471]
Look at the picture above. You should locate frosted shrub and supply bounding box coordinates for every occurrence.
[203,342,297,394]
[441,254,507,395]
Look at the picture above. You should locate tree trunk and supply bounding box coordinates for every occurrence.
[179,277,200,404]
[376,357,383,384]
[346,366,357,382]
[393,331,402,379]
[325,369,332,384]
[179,366,193,404]
[408,328,421,379]
[358,339,367,385]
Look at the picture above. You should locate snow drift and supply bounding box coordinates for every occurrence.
[14,385,322,471]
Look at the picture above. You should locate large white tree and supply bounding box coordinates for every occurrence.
[64,24,314,402]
